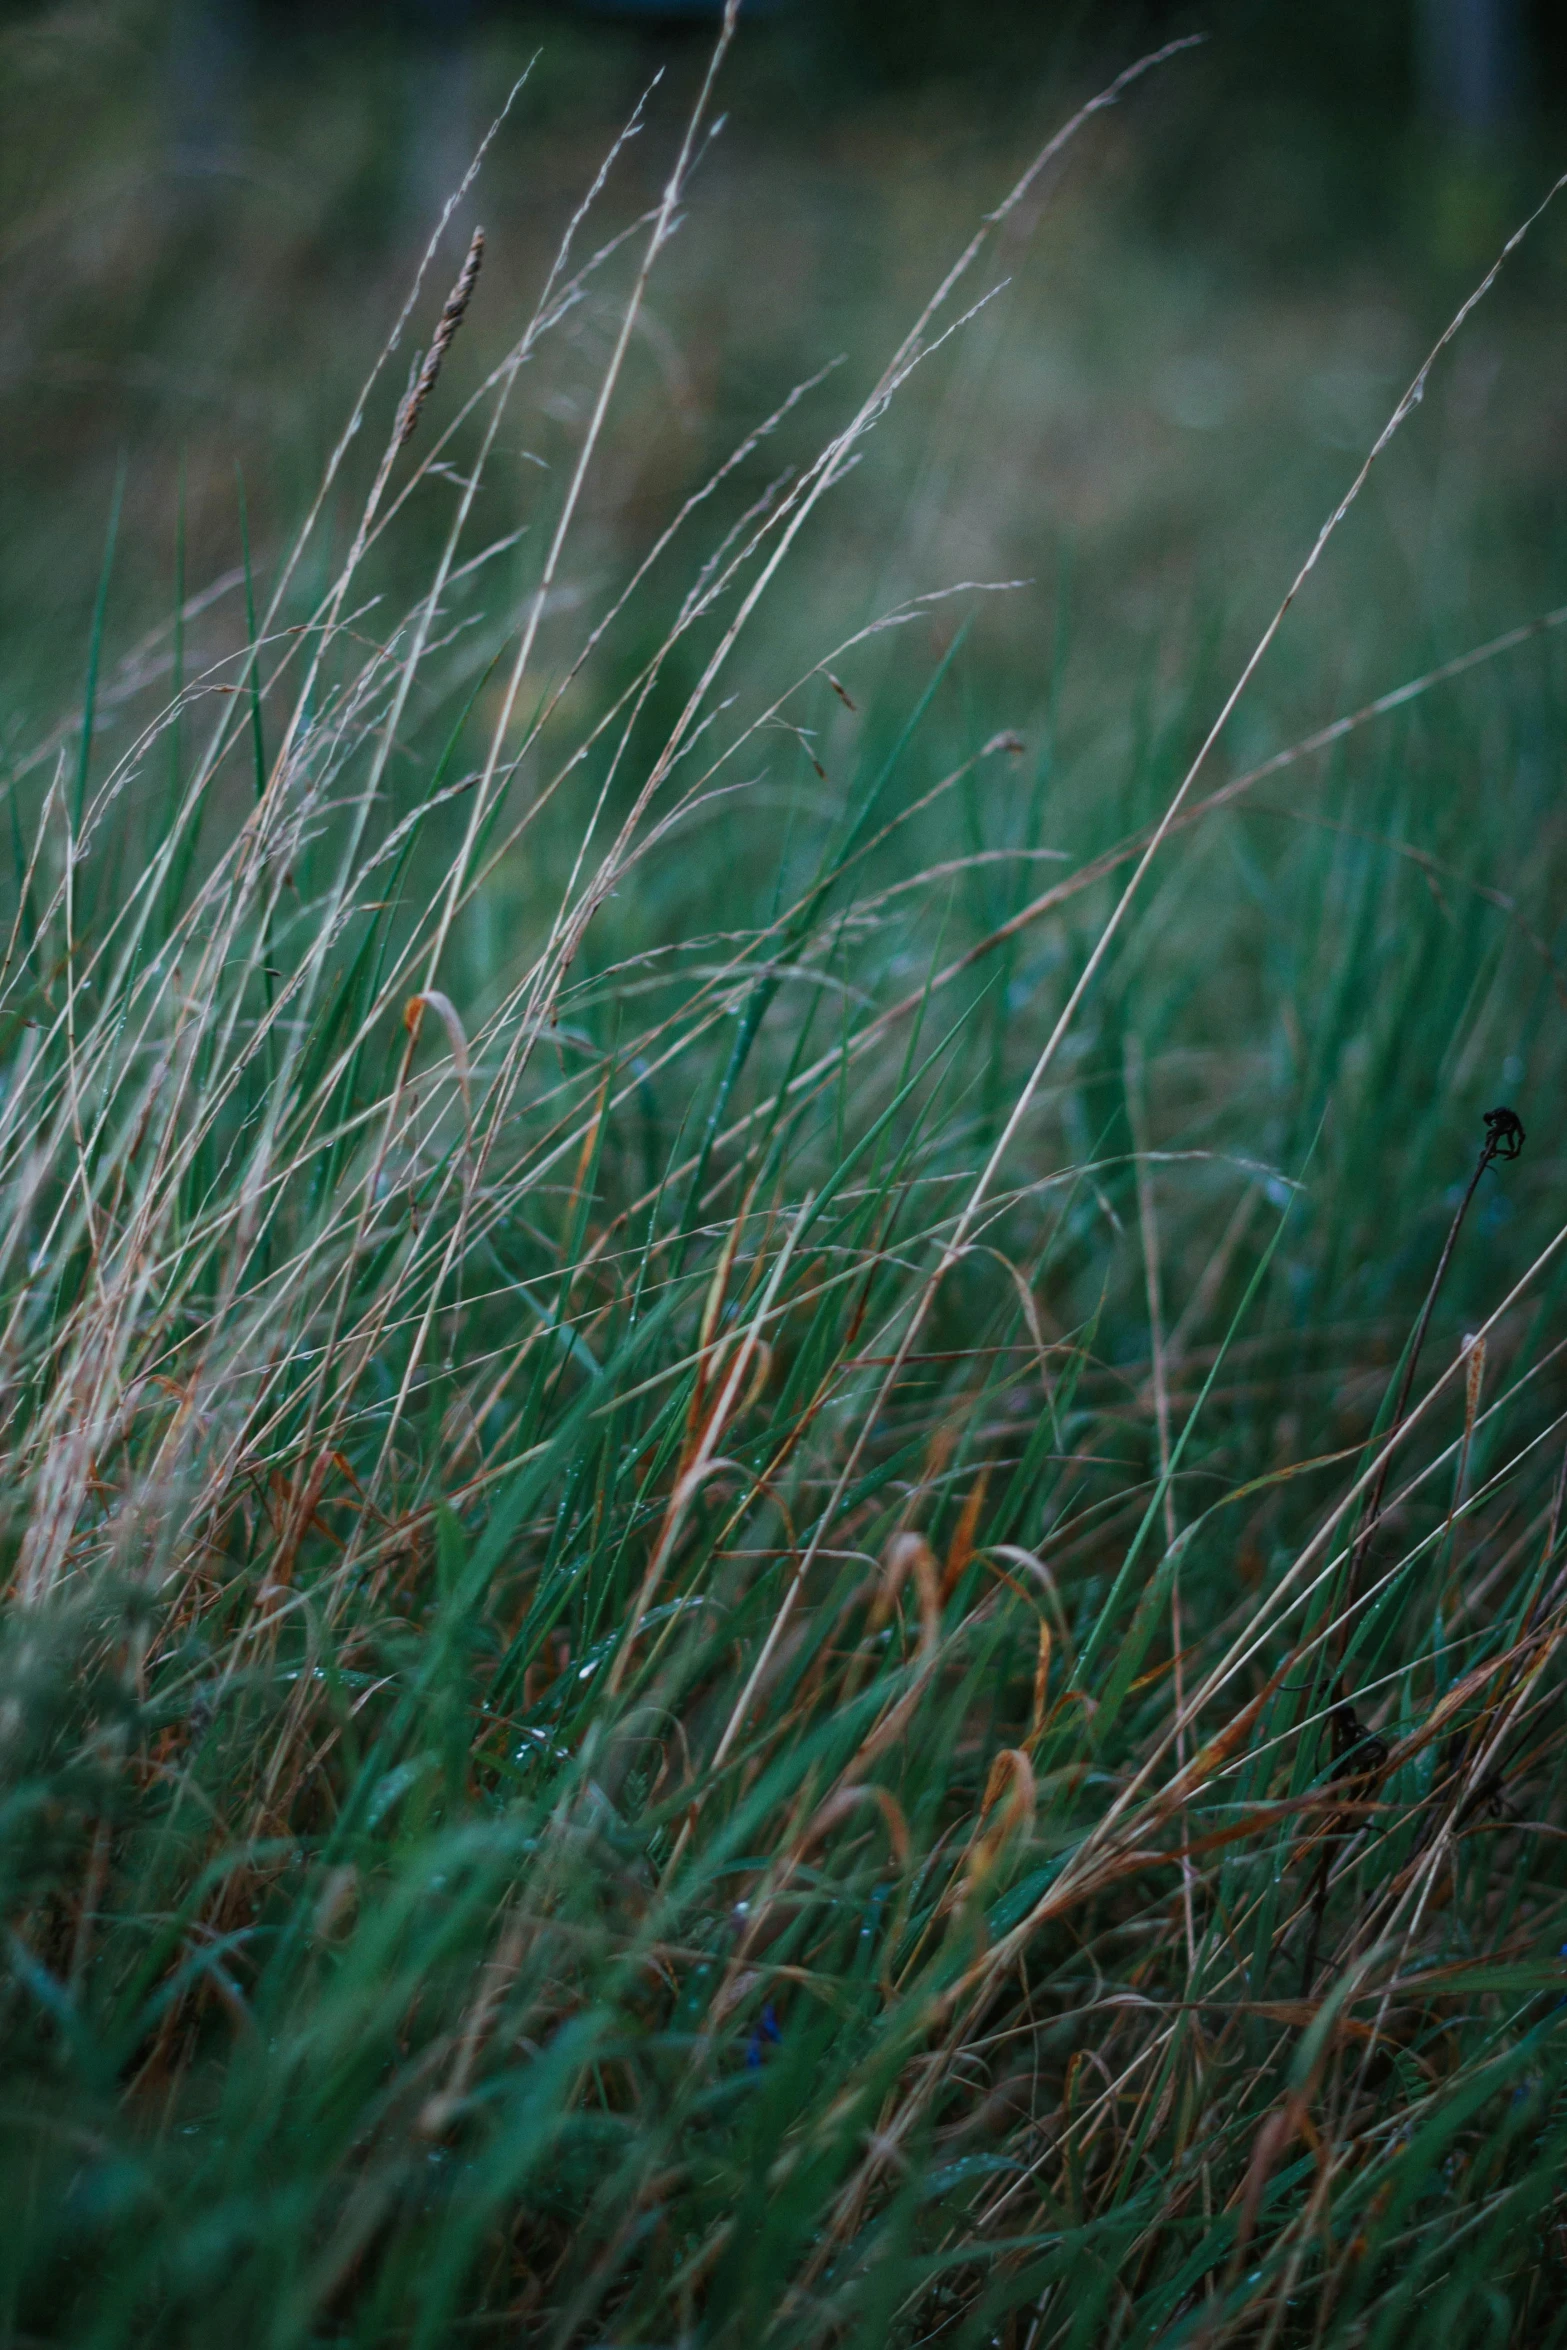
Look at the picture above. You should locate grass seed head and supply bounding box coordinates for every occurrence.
[396,225,485,447]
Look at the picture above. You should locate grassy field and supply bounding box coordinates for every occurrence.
[6,7,1567,2344]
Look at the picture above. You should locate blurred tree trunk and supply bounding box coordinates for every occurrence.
[1418,0,1523,131]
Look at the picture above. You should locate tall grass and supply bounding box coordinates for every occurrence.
[5,18,1567,2345]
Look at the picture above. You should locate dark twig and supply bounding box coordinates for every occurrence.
[1296,1690,1390,1998]
[1338,1106,1523,1643]
[1296,1105,1524,1996]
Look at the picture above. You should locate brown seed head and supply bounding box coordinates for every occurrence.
[396,226,485,448]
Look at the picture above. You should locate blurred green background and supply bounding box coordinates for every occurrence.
[6,0,1567,735]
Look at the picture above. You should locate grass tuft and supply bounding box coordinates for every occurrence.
[4,28,1567,2349]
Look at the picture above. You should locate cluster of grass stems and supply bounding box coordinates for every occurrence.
[7,16,1567,2345]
